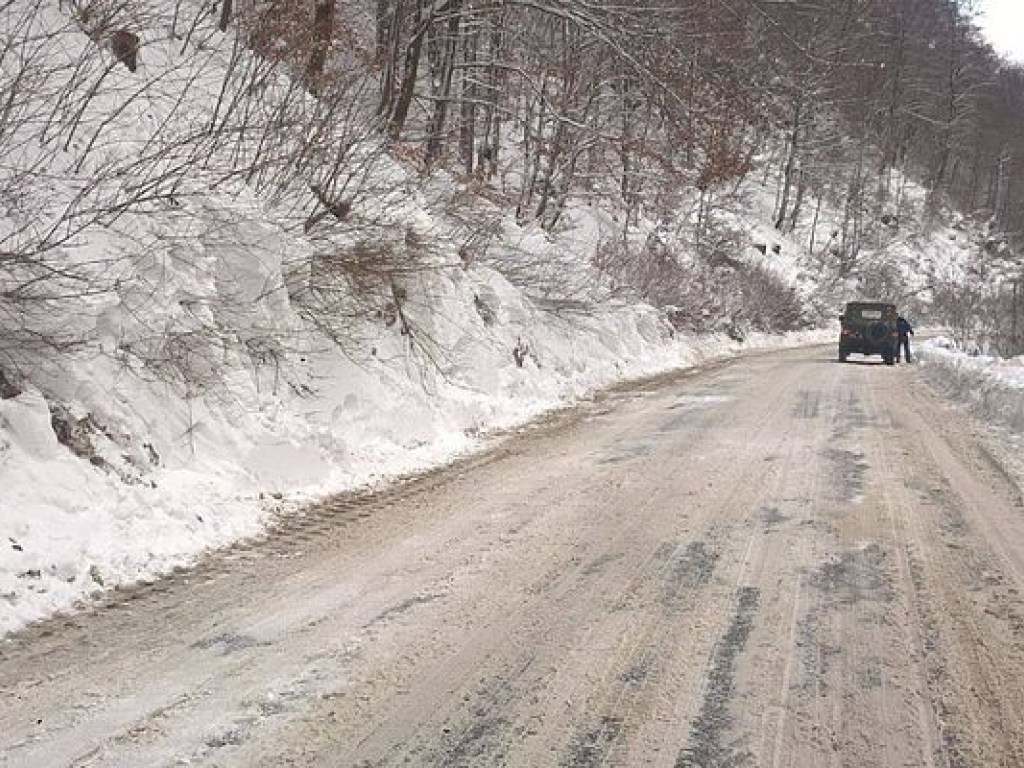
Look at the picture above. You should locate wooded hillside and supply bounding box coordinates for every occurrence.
[2,0,1022,385]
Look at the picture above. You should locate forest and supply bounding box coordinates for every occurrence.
[2,0,1023,391]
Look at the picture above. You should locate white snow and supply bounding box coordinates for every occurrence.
[0,296,832,636]
[2,0,1020,639]
[917,337,1024,435]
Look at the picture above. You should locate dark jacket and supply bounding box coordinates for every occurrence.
[897,317,913,338]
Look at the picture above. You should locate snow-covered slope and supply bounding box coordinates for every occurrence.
[0,1,991,637]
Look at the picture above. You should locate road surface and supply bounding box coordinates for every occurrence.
[2,346,1024,767]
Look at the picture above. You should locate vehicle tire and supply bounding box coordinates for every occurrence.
[884,354,895,366]
[868,321,889,343]
[839,350,848,362]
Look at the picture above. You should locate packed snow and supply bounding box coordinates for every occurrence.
[917,337,1024,436]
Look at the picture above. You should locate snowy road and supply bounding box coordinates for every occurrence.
[3,346,1024,767]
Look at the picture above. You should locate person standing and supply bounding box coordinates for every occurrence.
[896,315,914,362]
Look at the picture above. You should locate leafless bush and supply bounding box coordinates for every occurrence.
[931,278,986,349]
[1,0,412,394]
[1,3,182,373]
[932,267,1024,358]
[594,221,808,337]
[729,263,808,335]
[287,234,434,358]
[988,281,1024,358]
[594,233,723,331]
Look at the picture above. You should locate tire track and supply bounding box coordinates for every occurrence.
[4,347,1024,768]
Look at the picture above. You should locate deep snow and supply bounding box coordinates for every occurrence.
[0,298,836,638]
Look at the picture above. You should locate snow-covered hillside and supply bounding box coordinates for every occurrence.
[0,1,1002,637]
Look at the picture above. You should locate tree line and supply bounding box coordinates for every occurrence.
[3,0,1023,392]
[222,0,1023,341]
[228,0,1023,239]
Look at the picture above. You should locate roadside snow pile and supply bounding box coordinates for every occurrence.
[0,292,831,637]
[1,386,262,628]
[917,338,1024,434]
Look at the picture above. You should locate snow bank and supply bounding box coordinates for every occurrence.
[0,265,833,638]
[917,338,1024,435]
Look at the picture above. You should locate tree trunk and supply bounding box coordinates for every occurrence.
[458,22,478,174]
[424,0,462,165]
[388,0,458,140]
[305,0,335,94]
[787,169,805,233]
[218,0,233,32]
[775,96,802,231]
[479,6,504,179]
[379,0,403,116]
[387,0,426,139]
[809,195,822,255]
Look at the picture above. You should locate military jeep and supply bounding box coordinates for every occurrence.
[838,301,898,365]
